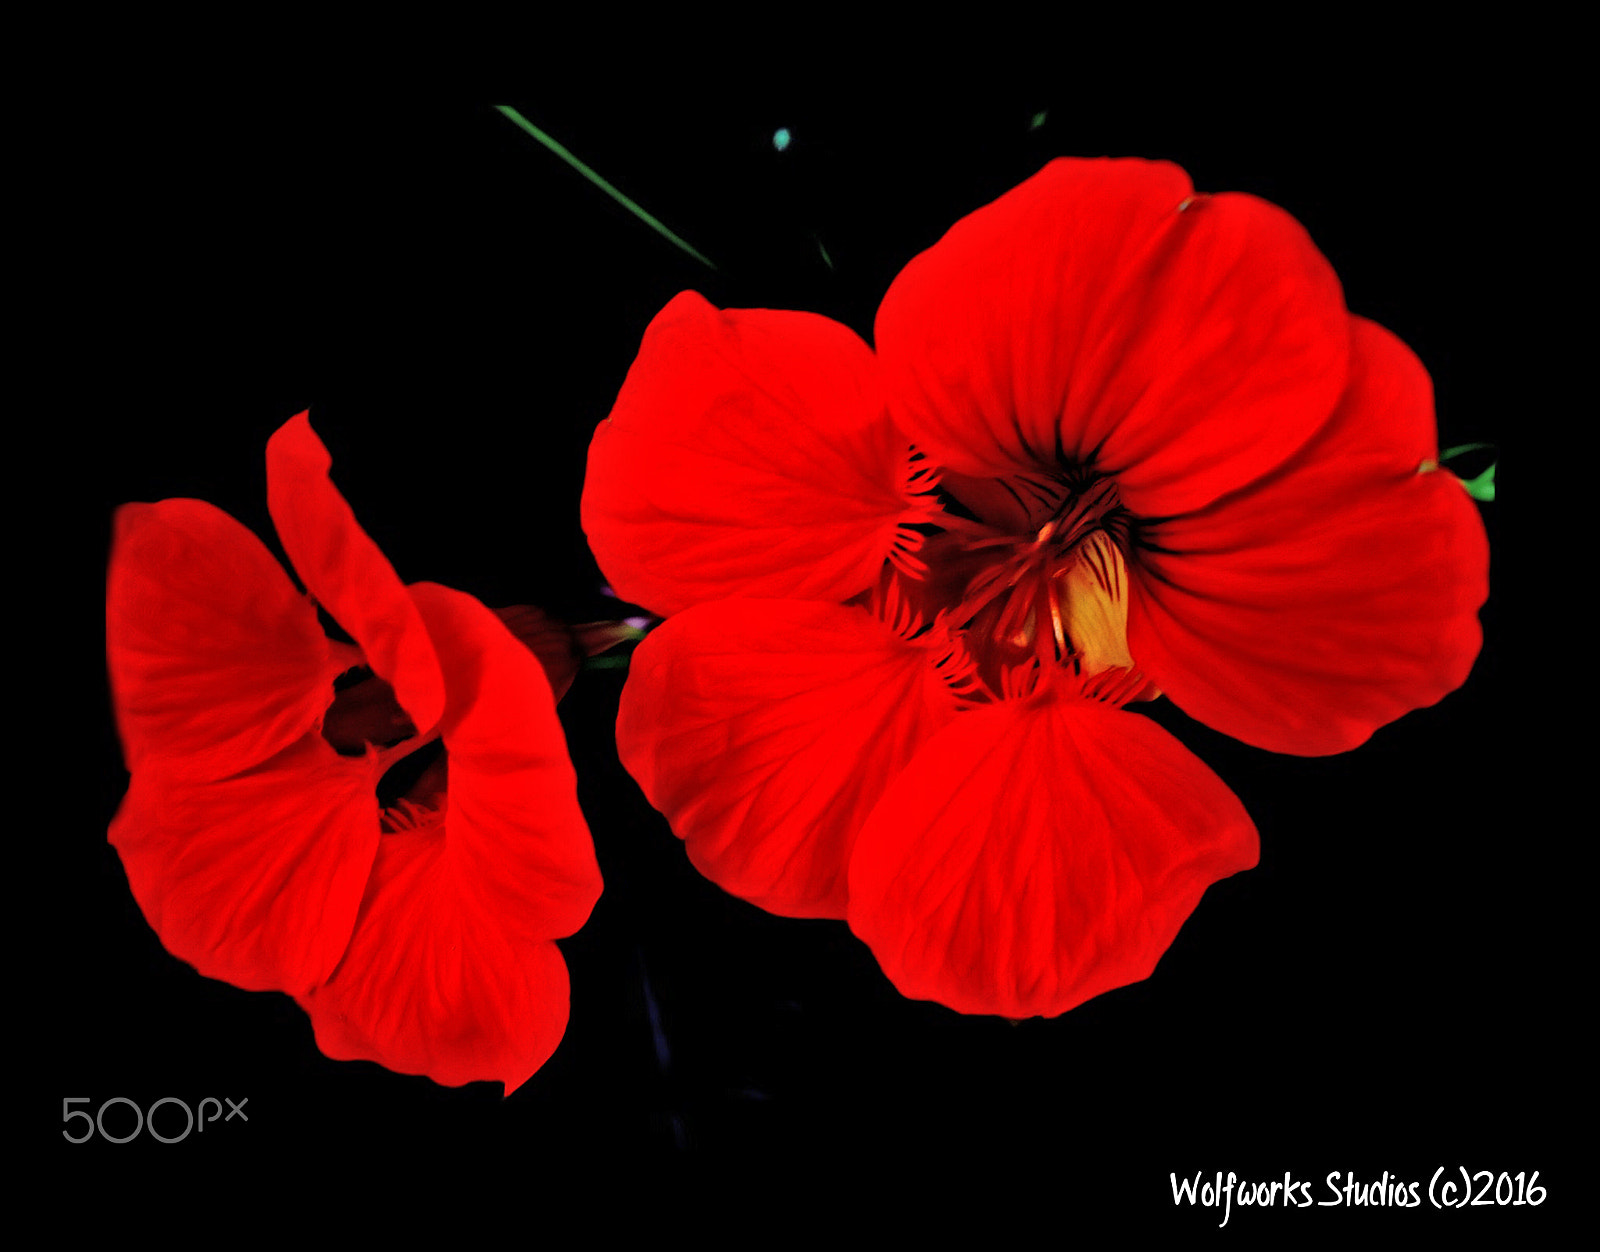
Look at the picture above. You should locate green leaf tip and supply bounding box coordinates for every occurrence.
[1461,462,1496,502]
[1436,442,1496,502]
[495,105,718,273]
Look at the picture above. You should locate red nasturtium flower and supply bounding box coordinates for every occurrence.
[107,414,602,1089]
[582,158,1488,1018]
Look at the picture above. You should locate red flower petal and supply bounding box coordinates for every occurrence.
[617,600,959,919]
[582,292,916,617]
[875,158,1350,518]
[108,735,381,995]
[300,823,573,1092]
[106,500,337,780]
[847,688,1258,1018]
[935,467,1038,533]
[266,413,446,734]
[1126,317,1489,755]
[412,583,601,940]
[298,582,599,1090]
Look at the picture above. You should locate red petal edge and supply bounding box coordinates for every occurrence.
[298,582,600,1091]
[266,413,446,734]
[616,599,958,919]
[109,735,382,996]
[582,292,914,617]
[299,822,575,1093]
[107,499,336,780]
[415,583,601,941]
[875,157,1350,518]
[1127,317,1489,755]
[847,688,1258,1018]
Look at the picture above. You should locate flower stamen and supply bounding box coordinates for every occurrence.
[934,473,1153,707]
[1056,529,1136,677]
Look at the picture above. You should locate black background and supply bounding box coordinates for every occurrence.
[49,82,1555,1222]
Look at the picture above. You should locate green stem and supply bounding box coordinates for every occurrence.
[496,106,718,273]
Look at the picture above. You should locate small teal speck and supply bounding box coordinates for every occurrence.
[773,127,792,152]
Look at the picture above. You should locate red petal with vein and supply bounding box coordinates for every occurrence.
[875,158,1350,518]
[583,292,911,617]
[410,583,601,939]
[107,500,336,780]
[409,582,601,934]
[1126,317,1488,755]
[266,413,445,734]
[298,582,598,1090]
[847,689,1258,1018]
[108,735,381,995]
[300,824,573,1092]
[617,600,958,919]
